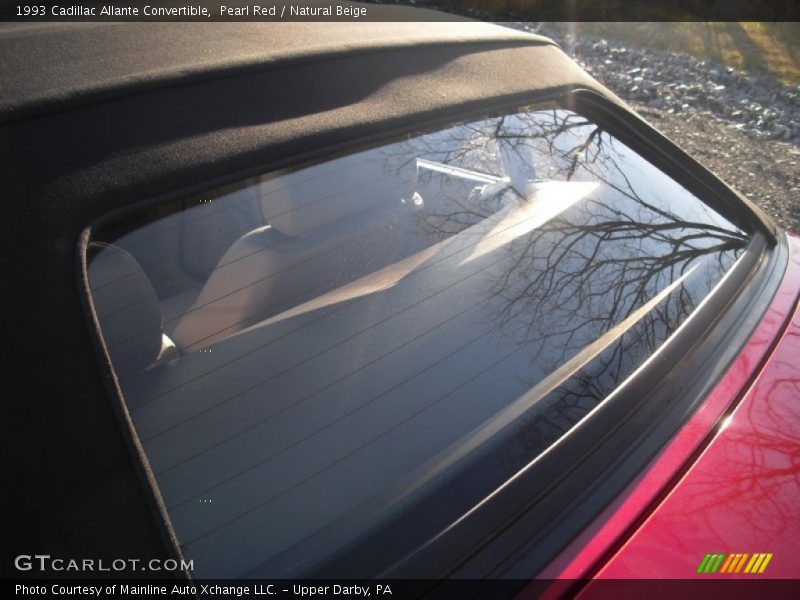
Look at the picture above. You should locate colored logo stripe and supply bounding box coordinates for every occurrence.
[759,553,774,573]
[720,554,735,573]
[699,553,773,574]
[745,553,774,574]
[720,553,747,573]
[697,553,725,573]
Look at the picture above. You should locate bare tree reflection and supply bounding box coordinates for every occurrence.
[386,108,748,470]
[619,343,800,551]
[670,359,800,542]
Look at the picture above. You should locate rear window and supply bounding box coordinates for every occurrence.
[86,106,748,578]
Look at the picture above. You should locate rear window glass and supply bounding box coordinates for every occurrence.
[86,106,748,578]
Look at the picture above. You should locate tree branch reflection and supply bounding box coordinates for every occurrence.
[390,108,748,471]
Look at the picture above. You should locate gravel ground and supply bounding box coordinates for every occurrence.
[631,106,800,233]
[506,23,800,233]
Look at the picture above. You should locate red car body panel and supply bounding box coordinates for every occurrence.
[536,233,800,588]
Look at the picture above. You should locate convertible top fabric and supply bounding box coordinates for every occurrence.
[0,21,553,124]
[0,19,773,577]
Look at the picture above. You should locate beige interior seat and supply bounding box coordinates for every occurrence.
[170,155,415,352]
[87,242,176,376]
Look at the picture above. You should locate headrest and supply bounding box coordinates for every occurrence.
[259,152,415,237]
[87,242,163,376]
[181,185,261,278]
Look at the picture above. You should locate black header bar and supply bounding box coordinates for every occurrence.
[8,579,800,600]
[1,0,799,22]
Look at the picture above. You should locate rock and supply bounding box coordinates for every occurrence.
[508,23,799,148]
[499,22,800,231]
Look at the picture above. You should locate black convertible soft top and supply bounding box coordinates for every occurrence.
[0,21,555,124]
